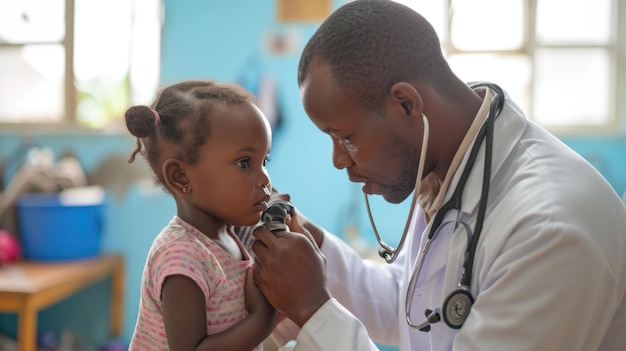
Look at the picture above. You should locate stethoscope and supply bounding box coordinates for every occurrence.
[365,82,505,331]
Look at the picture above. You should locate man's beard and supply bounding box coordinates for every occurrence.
[381,139,421,204]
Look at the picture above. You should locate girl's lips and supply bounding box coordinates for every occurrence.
[253,194,271,212]
[253,201,269,212]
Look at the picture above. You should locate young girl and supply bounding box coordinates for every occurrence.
[126,80,275,350]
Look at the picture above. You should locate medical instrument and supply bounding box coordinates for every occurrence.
[262,199,294,233]
[365,82,505,330]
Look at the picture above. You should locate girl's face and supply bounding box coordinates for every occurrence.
[186,102,272,227]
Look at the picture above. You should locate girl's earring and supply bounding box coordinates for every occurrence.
[182,187,188,193]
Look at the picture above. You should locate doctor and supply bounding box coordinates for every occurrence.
[252,0,626,350]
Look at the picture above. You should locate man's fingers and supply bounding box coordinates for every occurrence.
[253,225,275,244]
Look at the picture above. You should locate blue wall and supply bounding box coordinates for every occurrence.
[1,0,625,349]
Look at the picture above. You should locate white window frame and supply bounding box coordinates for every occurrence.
[0,0,161,131]
[401,0,623,135]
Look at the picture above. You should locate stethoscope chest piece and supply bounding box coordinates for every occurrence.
[442,288,474,329]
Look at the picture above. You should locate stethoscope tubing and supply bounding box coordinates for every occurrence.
[365,113,430,264]
[366,82,505,330]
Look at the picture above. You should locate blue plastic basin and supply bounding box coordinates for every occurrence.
[16,192,105,261]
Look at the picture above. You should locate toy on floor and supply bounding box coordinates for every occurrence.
[0,229,20,264]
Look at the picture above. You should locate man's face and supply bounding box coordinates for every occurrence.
[300,60,420,204]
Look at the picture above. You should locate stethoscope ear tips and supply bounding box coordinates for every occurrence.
[378,246,393,262]
[426,309,441,324]
[418,309,441,332]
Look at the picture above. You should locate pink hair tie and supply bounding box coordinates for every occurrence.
[151,109,161,125]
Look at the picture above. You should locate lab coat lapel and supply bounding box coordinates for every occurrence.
[413,209,461,288]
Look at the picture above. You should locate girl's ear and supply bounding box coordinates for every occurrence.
[163,158,189,195]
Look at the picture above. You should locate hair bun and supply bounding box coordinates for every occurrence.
[125,105,156,138]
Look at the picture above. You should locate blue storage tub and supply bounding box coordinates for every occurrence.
[16,189,105,261]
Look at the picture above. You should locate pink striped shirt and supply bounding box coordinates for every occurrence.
[129,216,262,350]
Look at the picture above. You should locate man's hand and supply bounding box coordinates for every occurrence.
[252,226,331,328]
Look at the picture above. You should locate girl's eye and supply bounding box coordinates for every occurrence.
[263,155,271,167]
[236,158,251,169]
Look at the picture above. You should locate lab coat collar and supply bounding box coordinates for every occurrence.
[421,88,493,222]
[442,91,528,216]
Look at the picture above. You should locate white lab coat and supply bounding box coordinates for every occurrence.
[288,93,626,350]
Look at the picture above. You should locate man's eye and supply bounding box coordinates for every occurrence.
[340,137,355,149]
[237,158,251,169]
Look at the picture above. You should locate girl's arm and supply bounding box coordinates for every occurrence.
[162,269,274,351]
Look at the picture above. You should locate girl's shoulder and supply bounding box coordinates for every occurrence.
[146,217,219,262]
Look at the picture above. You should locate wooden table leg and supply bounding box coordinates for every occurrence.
[18,298,37,351]
[110,258,124,336]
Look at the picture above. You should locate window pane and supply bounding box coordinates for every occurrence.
[447,53,531,115]
[130,0,162,106]
[536,0,611,45]
[450,0,524,51]
[74,0,132,127]
[0,0,65,44]
[0,45,64,123]
[533,49,610,126]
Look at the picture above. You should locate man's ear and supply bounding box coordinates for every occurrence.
[389,82,423,118]
[162,158,189,195]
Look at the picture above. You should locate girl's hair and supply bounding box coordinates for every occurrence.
[125,80,255,188]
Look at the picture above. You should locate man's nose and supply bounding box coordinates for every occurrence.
[332,139,353,170]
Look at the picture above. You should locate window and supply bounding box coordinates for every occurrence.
[396,0,622,133]
[0,0,161,129]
